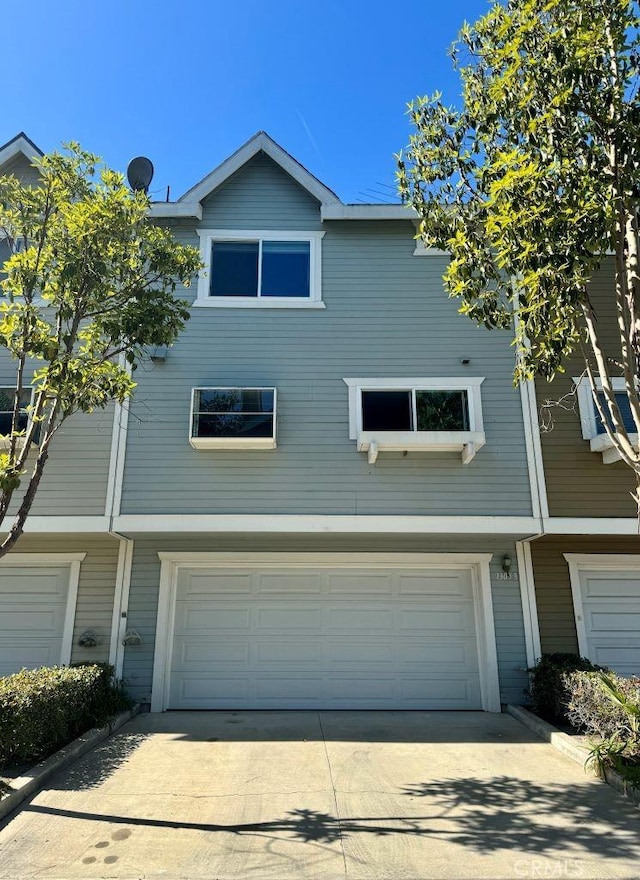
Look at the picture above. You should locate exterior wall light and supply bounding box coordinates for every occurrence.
[501,554,512,574]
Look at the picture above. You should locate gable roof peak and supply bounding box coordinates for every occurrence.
[0,132,44,169]
[178,131,341,207]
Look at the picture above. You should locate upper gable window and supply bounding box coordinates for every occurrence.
[195,230,325,309]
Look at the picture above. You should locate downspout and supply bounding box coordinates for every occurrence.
[107,360,134,678]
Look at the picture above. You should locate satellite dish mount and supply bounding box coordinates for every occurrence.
[127,156,154,194]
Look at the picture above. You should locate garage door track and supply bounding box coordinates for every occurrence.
[0,711,638,879]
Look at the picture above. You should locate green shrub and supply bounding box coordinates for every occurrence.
[0,663,131,766]
[528,653,601,725]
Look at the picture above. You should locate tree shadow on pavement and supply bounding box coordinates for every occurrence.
[22,775,640,860]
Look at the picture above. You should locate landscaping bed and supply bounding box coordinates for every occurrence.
[528,653,640,791]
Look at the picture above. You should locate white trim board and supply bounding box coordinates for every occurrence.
[108,536,134,676]
[543,518,640,535]
[150,551,501,713]
[0,133,43,170]
[564,552,640,660]
[515,539,542,667]
[113,514,540,535]
[0,552,86,667]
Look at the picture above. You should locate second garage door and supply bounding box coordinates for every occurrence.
[168,562,482,710]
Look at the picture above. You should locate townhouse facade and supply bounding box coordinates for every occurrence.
[0,131,636,711]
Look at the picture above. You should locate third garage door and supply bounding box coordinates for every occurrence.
[168,561,482,710]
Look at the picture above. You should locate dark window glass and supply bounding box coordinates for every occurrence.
[210,242,259,297]
[0,387,32,435]
[261,241,310,298]
[595,391,638,434]
[416,390,469,431]
[193,389,274,438]
[362,391,412,431]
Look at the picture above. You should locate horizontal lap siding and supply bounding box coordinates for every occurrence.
[531,535,640,655]
[122,164,531,517]
[5,533,121,664]
[122,534,528,706]
[0,355,115,517]
[535,258,636,517]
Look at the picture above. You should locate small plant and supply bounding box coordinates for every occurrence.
[578,672,640,785]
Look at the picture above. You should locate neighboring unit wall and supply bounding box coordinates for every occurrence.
[122,533,529,706]
[5,533,121,664]
[531,534,640,655]
[0,353,116,518]
[535,258,636,518]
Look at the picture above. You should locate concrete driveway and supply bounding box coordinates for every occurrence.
[0,711,638,880]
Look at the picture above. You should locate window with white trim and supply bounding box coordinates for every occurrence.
[195,230,325,308]
[343,378,486,464]
[189,387,277,449]
[575,376,639,464]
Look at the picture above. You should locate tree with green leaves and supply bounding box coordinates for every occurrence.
[0,145,201,555]
[398,0,640,504]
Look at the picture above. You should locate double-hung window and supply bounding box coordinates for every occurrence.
[195,230,325,308]
[190,387,277,449]
[343,377,485,464]
[575,376,639,464]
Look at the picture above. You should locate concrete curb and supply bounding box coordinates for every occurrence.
[507,704,640,809]
[0,704,140,821]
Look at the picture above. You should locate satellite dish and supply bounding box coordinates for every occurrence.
[127,156,154,193]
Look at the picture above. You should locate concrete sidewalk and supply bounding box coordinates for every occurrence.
[0,711,638,879]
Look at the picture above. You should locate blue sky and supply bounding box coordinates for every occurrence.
[6,0,492,203]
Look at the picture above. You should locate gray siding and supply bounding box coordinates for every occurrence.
[122,214,532,517]
[0,351,115,516]
[1,153,41,188]
[122,534,529,706]
[200,153,323,230]
[536,258,637,517]
[7,533,120,664]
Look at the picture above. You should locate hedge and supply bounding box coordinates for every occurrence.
[0,663,131,765]
[529,654,640,783]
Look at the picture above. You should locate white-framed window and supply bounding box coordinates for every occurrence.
[194,230,325,309]
[0,386,36,448]
[575,376,639,464]
[189,387,277,450]
[343,377,486,464]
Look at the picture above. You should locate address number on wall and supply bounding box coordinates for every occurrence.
[496,572,519,581]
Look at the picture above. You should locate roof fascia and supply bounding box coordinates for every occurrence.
[179,132,341,207]
[0,133,44,171]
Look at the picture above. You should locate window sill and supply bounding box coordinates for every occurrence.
[190,436,277,450]
[357,430,486,465]
[589,432,639,464]
[192,298,326,310]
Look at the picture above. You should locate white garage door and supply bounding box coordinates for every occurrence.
[577,567,640,676]
[168,563,482,710]
[0,566,70,677]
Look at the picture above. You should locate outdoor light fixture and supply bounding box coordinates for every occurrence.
[501,554,512,574]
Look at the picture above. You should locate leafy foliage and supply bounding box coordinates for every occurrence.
[0,663,131,765]
[528,652,600,725]
[0,145,201,553]
[398,0,640,497]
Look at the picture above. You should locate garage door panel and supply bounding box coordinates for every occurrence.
[578,565,640,676]
[586,609,640,633]
[169,563,482,710]
[0,566,70,677]
[181,572,252,597]
[583,574,640,599]
[398,572,471,596]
